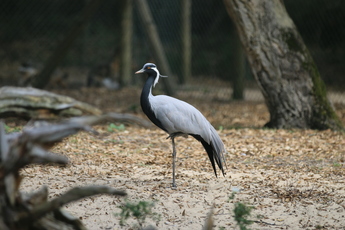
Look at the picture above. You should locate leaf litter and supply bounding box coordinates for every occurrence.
[18,88,345,229]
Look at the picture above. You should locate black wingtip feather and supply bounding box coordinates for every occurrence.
[201,140,218,177]
[200,139,225,177]
[191,134,225,177]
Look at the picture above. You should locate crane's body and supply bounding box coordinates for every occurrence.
[136,63,226,187]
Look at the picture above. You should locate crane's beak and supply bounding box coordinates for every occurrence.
[135,69,144,74]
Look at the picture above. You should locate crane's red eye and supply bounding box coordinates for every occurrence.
[147,66,151,69]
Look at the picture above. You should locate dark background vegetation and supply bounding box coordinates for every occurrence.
[0,0,344,91]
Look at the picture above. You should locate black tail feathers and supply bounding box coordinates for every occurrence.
[200,139,226,177]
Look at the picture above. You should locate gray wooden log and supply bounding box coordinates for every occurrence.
[0,87,102,119]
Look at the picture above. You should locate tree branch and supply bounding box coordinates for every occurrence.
[17,186,126,223]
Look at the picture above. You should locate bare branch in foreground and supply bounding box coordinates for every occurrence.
[0,116,127,229]
[18,186,126,223]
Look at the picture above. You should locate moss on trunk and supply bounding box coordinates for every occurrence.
[303,59,343,130]
[285,27,343,130]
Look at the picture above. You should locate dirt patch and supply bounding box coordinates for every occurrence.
[18,88,345,229]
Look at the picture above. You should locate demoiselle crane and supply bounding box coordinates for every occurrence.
[135,63,226,187]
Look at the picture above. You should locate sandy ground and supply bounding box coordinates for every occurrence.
[20,126,345,230]
[17,88,345,229]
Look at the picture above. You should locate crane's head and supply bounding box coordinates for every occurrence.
[135,63,167,87]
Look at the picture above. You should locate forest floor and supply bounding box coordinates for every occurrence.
[17,87,345,230]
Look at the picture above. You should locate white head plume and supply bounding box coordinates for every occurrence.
[151,65,168,87]
[151,66,160,87]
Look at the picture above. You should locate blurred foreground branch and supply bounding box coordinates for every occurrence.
[0,116,127,229]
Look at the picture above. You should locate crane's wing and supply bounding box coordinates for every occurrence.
[150,95,211,139]
[150,95,226,176]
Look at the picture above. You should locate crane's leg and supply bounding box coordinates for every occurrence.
[171,137,177,188]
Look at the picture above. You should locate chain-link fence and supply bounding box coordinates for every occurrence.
[0,0,344,103]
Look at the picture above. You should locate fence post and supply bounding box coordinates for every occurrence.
[119,0,133,86]
[135,0,175,95]
[181,0,192,84]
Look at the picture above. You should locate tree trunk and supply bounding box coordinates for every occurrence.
[232,31,245,100]
[119,0,133,86]
[223,0,343,130]
[136,0,175,96]
[181,0,192,84]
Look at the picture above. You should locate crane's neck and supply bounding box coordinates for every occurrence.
[140,74,155,109]
[140,74,167,132]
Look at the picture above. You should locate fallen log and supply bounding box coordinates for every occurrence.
[0,86,102,119]
[0,86,152,128]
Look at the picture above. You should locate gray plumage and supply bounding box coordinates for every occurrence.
[150,94,225,153]
[136,63,226,187]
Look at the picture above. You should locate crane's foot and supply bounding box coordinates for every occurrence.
[171,183,177,190]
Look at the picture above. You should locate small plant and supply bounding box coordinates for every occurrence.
[107,123,125,132]
[333,162,342,167]
[116,199,160,229]
[4,124,21,133]
[230,192,254,230]
[233,202,254,230]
